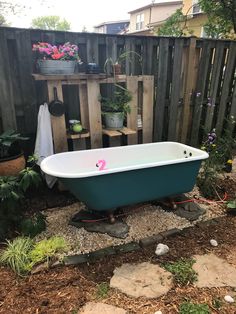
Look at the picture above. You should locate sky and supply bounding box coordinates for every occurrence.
[6,0,174,32]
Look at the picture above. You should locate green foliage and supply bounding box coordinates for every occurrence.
[101,89,132,114]
[29,236,68,267]
[179,302,210,314]
[197,124,236,198]
[0,156,42,240]
[96,282,110,299]
[156,9,194,36]
[20,213,46,238]
[0,236,68,276]
[0,237,34,276]
[227,200,236,209]
[212,298,222,310]
[0,129,28,159]
[104,50,142,73]
[31,15,71,31]
[163,258,198,285]
[19,167,41,191]
[200,0,236,38]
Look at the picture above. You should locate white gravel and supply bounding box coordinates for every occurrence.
[35,189,225,257]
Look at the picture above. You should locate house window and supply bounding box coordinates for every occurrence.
[136,13,144,30]
[192,0,201,14]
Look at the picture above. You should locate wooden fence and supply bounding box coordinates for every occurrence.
[0,27,235,148]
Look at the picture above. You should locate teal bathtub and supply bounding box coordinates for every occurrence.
[41,142,208,212]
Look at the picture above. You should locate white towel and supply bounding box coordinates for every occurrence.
[34,103,57,188]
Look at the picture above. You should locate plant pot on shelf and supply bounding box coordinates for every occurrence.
[104,112,124,130]
[37,60,76,75]
[0,153,25,176]
[112,63,122,75]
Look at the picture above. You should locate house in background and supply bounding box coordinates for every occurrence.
[128,1,183,35]
[94,20,130,34]
[181,0,208,37]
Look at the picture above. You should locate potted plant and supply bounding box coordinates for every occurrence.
[100,88,132,130]
[104,50,142,76]
[0,130,28,176]
[32,42,81,75]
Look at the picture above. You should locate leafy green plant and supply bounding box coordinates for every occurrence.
[101,89,132,115]
[20,213,46,238]
[212,298,222,310]
[96,282,110,299]
[0,129,28,159]
[197,124,236,198]
[29,236,68,267]
[0,237,34,276]
[104,50,142,74]
[0,236,68,276]
[0,155,42,240]
[163,258,198,285]
[179,302,210,314]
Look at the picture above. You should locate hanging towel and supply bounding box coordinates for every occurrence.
[34,103,57,188]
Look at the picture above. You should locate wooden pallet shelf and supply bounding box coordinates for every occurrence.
[102,127,136,137]
[33,74,154,152]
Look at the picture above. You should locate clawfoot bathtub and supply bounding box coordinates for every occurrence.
[41,142,208,212]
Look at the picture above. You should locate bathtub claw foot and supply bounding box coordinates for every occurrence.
[108,213,116,224]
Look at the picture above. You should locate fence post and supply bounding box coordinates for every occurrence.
[181,37,197,144]
[0,30,17,131]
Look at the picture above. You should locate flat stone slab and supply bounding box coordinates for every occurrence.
[193,254,236,288]
[110,262,173,298]
[70,211,129,239]
[79,302,127,314]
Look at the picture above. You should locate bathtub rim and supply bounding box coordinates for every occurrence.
[40,142,209,178]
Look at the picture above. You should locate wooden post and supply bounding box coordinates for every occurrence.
[142,76,154,143]
[126,76,138,145]
[168,39,184,141]
[216,42,236,135]
[153,38,169,142]
[87,80,103,148]
[181,37,197,144]
[47,81,68,153]
[0,30,17,131]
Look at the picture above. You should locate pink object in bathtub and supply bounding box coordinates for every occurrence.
[96,159,107,170]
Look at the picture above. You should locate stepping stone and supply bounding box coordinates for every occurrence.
[110,262,173,298]
[193,254,236,288]
[79,302,127,314]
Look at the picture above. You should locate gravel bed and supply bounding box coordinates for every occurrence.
[35,189,225,256]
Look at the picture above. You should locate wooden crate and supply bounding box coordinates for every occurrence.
[32,74,154,152]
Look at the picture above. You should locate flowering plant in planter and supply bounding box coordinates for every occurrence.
[32,42,80,61]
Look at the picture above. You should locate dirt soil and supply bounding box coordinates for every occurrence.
[1,214,236,314]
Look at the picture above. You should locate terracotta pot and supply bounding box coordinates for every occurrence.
[0,153,26,176]
[112,64,122,75]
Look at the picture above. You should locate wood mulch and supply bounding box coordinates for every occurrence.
[1,214,236,314]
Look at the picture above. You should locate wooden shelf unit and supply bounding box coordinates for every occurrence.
[32,74,154,153]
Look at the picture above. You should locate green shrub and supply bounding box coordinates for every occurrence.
[20,213,46,238]
[29,236,68,267]
[0,236,68,276]
[0,237,34,276]
[163,258,198,285]
[0,155,42,240]
[179,302,210,314]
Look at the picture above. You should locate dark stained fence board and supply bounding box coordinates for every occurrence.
[125,37,136,76]
[190,41,213,146]
[0,30,17,131]
[153,38,169,142]
[204,41,225,133]
[87,34,99,63]
[16,30,37,133]
[168,39,184,141]
[216,42,236,135]
[229,82,236,135]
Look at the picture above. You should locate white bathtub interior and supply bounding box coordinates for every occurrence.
[41,142,209,178]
